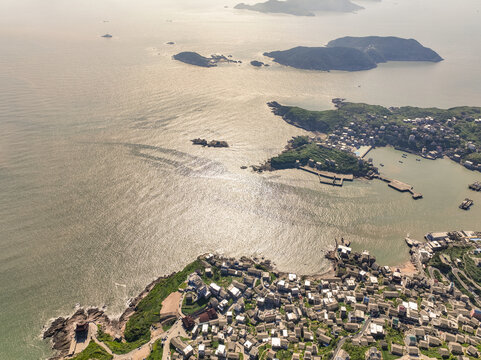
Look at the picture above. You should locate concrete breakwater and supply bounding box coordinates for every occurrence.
[299,166,354,187]
[377,176,423,199]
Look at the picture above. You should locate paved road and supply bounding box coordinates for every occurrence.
[332,318,371,360]
[434,253,481,306]
[87,291,186,360]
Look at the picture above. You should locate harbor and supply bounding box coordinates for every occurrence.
[375,175,423,200]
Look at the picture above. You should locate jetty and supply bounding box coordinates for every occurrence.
[299,166,353,187]
[377,176,422,199]
[459,198,474,210]
[357,146,372,159]
[405,236,422,247]
[469,181,481,191]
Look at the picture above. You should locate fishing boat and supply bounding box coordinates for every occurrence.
[459,198,474,210]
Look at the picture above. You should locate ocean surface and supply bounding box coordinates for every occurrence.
[1,0,481,358]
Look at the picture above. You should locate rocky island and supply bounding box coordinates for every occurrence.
[327,36,443,63]
[234,0,363,16]
[43,230,481,360]
[173,52,240,68]
[192,138,229,148]
[264,36,442,71]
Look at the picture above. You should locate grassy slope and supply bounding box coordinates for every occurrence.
[98,259,204,354]
[147,339,164,360]
[181,293,209,315]
[124,259,205,342]
[71,341,113,360]
[270,141,369,176]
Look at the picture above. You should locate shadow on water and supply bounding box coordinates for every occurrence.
[101,142,228,177]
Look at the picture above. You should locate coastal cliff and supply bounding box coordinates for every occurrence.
[43,272,177,359]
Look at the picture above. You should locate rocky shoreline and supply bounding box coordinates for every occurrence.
[43,272,176,359]
[42,255,279,359]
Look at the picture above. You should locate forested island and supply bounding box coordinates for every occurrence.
[265,135,373,177]
[234,0,363,16]
[265,100,481,173]
[264,36,442,71]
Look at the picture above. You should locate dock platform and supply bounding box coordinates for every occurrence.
[299,166,353,187]
[376,175,422,200]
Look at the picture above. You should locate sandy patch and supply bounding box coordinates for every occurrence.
[160,291,182,315]
[396,260,417,275]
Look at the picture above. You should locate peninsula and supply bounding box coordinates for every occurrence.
[173,52,240,68]
[234,0,363,16]
[264,36,442,72]
[44,230,481,360]
[265,100,481,173]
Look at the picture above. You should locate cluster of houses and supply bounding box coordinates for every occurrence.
[167,247,481,360]
[311,109,481,171]
[413,231,481,263]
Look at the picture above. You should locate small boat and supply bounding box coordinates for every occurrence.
[459,198,474,210]
[380,163,384,167]
[416,158,421,162]
[101,34,113,38]
[399,160,403,163]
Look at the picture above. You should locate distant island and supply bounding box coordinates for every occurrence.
[191,138,229,148]
[263,100,481,174]
[250,60,269,67]
[173,52,240,67]
[264,36,443,72]
[234,0,363,16]
[327,36,443,63]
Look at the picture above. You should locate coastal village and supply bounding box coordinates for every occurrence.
[315,99,481,172]
[263,99,481,205]
[48,230,481,360]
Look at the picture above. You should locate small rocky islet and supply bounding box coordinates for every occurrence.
[191,138,229,148]
[250,60,270,67]
[173,52,241,68]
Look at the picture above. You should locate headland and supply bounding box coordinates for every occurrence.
[43,230,481,360]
